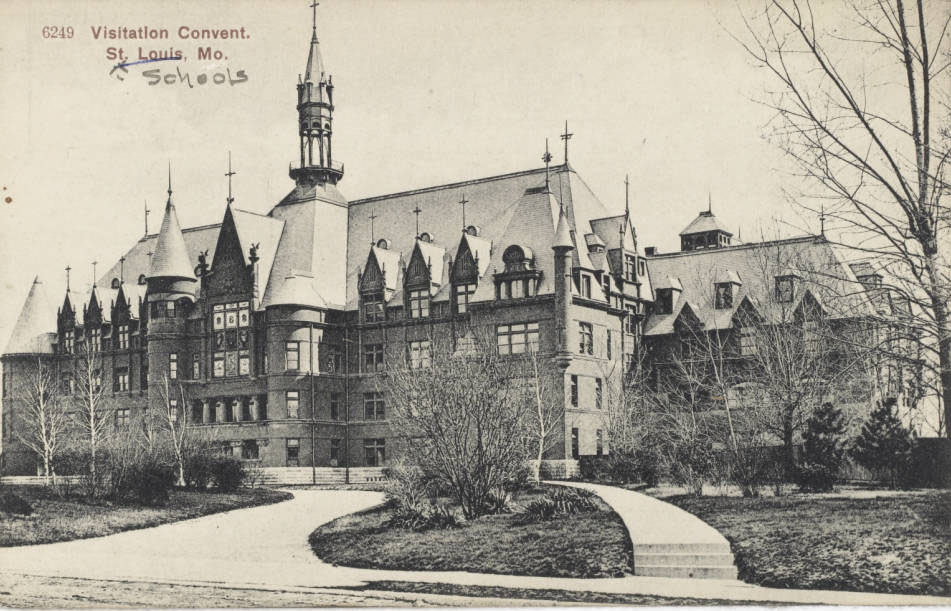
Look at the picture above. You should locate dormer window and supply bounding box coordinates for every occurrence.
[655,288,674,315]
[775,276,795,303]
[580,275,592,299]
[602,275,611,297]
[362,291,384,322]
[408,288,430,318]
[502,245,532,272]
[624,255,636,282]
[89,328,101,352]
[117,324,129,350]
[454,282,476,314]
[715,282,733,309]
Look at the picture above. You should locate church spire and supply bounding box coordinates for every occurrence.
[292,0,343,187]
[148,168,197,284]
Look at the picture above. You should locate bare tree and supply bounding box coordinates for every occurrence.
[156,374,189,486]
[524,345,564,482]
[737,0,951,434]
[14,357,69,482]
[381,329,531,519]
[70,344,112,496]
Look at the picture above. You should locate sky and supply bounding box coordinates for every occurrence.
[0,0,806,348]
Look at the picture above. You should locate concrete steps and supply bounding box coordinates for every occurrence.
[634,564,739,580]
[633,550,738,579]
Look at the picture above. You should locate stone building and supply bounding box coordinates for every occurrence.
[0,9,893,480]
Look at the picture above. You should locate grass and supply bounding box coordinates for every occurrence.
[0,485,292,546]
[309,485,634,578]
[666,490,951,596]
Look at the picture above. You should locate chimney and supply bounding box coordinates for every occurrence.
[644,246,656,256]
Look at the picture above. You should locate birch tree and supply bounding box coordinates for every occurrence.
[70,343,112,496]
[14,357,69,482]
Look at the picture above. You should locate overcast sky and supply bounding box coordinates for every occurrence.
[0,0,812,346]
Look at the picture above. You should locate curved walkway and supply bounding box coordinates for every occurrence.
[0,489,948,606]
[552,481,737,579]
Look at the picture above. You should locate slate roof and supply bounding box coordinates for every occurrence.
[99,224,221,290]
[679,210,734,236]
[267,272,328,309]
[231,208,285,309]
[643,236,874,336]
[148,200,197,282]
[4,277,57,355]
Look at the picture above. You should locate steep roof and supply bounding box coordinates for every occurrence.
[99,224,221,289]
[643,236,873,336]
[4,277,57,355]
[680,210,734,236]
[267,272,327,309]
[147,200,197,282]
[345,164,617,308]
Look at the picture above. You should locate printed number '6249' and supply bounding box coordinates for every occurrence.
[42,26,74,39]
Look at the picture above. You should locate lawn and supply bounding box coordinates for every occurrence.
[0,485,292,546]
[666,490,951,596]
[309,486,634,578]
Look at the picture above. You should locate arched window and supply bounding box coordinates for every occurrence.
[111,278,121,289]
[502,245,533,272]
[138,274,147,285]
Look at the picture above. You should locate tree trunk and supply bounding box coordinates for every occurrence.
[782,417,796,479]
[932,292,951,438]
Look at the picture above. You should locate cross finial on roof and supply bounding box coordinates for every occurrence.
[819,204,826,237]
[560,120,573,164]
[369,211,378,244]
[412,205,423,238]
[310,0,319,32]
[120,256,126,282]
[91,261,98,287]
[167,161,174,208]
[542,139,552,192]
[65,265,71,291]
[144,200,150,237]
[225,151,236,206]
[458,193,469,230]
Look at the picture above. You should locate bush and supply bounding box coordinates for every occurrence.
[519,487,599,522]
[211,456,246,492]
[852,397,915,489]
[578,450,664,486]
[126,460,177,506]
[797,402,848,492]
[183,451,215,490]
[0,492,34,515]
[387,503,459,531]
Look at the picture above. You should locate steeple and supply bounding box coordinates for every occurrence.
[147,169,197,284]
[553,204,574,251]
[292,0,343,187]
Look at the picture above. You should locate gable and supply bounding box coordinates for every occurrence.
[404,244,431,287]
[207,206,252,298]
[359,250,385,293]
[452,239,479,283]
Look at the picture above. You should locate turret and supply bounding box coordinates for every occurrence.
[552,204,574,362]
[291,2,343,186]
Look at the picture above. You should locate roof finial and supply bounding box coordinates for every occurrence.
[144,200,150,237]
[458,192,469,231]
[167,161,173,208]
[91,261,98,287]
[542,138,553,192]
[310,0,319,34]
[65,265,71,291]
[225,151,236,206]
[707,191,712,214]
[819,204,826,237]
[560,120,573,165]
[369,211,378,244]
[412,205,423,239]
[119,256,126,283]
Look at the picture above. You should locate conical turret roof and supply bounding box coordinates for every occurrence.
[553,205,574,250]
[148,197,196,282]
[304,29,326,84]
[4,276,56,355]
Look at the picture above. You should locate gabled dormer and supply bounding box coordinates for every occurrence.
[358,241,401,323]
[449,230,491,314]
[403,238,446,319]
[206,205,253,300]
[652,274,683,315]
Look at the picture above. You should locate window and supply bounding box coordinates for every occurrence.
[364,343,384,372]
[191,401,203,423]
[117,324,129,350]
[715,283,733,309]
[330,392,340,420]
[454,283,476,314]
[64,330,74,354]
[408,288,430,319]
[571,427,580,459]
[285,341,300,371]
[596,378,603,409]
[596,429,604,456]
[581,275,592,298]
[168,353,178,379]
[61,372,74,395]
[624,255,636,282]
[625,304,638,334]
[606,331,612,360]
[570,374,579,407]
[498,278,536,300]
[502,245,531,272]
[140,359,148,389]
[579,322,594,355]
[775,276,794,303]
[364,391,385,420]
[169,399,179,423]
[165,301,176,318]
[803,320,820,353]
[93,369,102,392]
[286,439,300,467]
[89,328,101,352]
[330,438,342,465]
[238,352,250,376]
[739,326,757,356]
[326,346,342,373]
[364,438,386,466]
[286,391,299,418]
[496,322,539,355]
[192,353,201,379]
[213,352,225,378]
[655,289,673,315]
[115,408,130,427]
[362,291,384,322]
[241,440,259,460]
[114,367,128,392]
[213,301,250,329]
[408,339,432,369]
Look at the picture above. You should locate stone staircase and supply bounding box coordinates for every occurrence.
[632,543,738,579]
[257,467,387,486]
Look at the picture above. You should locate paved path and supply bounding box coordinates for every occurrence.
[0,489,949,606]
